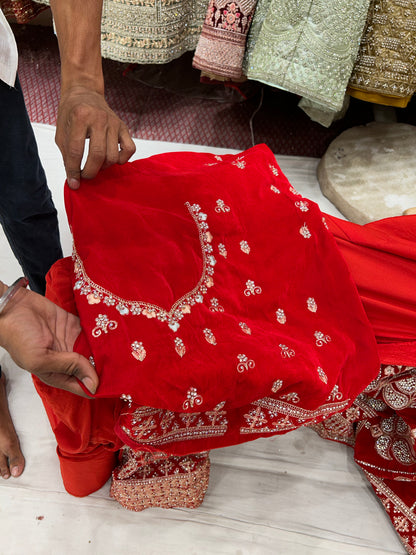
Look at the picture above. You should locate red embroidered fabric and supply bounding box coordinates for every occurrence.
[33,145,416,550]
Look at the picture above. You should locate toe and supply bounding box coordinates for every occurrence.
[9,449,25,477]
[0,453,10,479]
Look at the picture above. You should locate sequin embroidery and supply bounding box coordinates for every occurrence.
[73,202,216,333]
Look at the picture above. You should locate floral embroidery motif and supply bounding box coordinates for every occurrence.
[232,157,246,169]
[240,240,250,254]
[279,344,295,358]
[243,407,267,429]
[276,309,286,324]
[214,155,223,161]
[271,379,283,393]
[87,293,101,305]
[239,322,251,335]
[183,387,203,410]
[295,200,309,212]
[270,185,280,194]
[322,217,329,229]
[89,356,96,367]
[203,328,217,345]
[307,297,317,312]
[218,243,228,258]
[237,354,255,373]
[269,163,279,176]
[73,202,216,333]
[120,393,133,407]
[317,366,328,384]
[327,385,343,401]
[314,331,331,346]
[372,416,416,466]
[382,375,416,411]
[289,186,301,196]
[174,338,186,358]
[131,341,146,362]
[215,199,230,213]
[280,392,300,404]
[300,224,311,239]
[92,314,118,338]
[244,280,262,296]
[205,0,253,35]
[209,297,224,312]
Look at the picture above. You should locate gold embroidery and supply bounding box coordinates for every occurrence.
[209,297,224,312]
[218,243,228,258]
[237,354,255,373]
[214,199,231,213]
[73,202,216,332]
[131,341,146,361]
[275,308,286,324]
[279,344,295,358]
[203,328,217,345]
[244,280,262,296]
[240,240,250,254]
[314,331,331,346]
[174,337,186,358]
[92,314,118,337]
[183,387,203,410]
[239,322,251,335]
[299,223,311,239]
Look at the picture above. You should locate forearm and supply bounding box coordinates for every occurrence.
[50,0,104,94]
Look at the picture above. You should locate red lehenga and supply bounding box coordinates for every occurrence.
[33,144,416,553]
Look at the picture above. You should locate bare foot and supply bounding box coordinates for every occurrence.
[403,207,416,215]
[0,370,25,478]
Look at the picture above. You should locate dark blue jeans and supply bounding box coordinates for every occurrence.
[0,77,62,294]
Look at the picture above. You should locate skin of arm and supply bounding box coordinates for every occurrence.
[0,281,99,398]
[50,0,136,189]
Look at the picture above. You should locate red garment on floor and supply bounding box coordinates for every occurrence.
[33,145,416,551]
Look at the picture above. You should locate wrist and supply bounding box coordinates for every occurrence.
[0,277,29,317]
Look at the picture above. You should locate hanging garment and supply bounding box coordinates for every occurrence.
[36,0,207,64]
[0,0,47,23]
[242,0,370,126]
[347,0,416,108]
[192,0,259,80]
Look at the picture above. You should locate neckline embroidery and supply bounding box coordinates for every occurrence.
[73,202,216,332]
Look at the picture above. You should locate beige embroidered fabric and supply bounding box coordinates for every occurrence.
[36,0,207,63]
[242,0,371,126]
[347,0,416,108]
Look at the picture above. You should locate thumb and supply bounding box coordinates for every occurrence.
[66,174,81,190]
[38,351,99,397]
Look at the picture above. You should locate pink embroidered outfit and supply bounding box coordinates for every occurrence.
[34,144,416,553]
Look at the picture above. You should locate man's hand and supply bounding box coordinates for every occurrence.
[56,86,136,190]
[0,286,98,398]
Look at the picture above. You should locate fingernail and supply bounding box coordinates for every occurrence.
[68,178,80,190]
[82,377,96,394]
[11,466,20,477]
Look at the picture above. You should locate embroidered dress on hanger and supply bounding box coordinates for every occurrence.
[192,0,258,80]
[0,0,47,23]
[242,0,371,126]
[36,0,207,64]
[347,0,416,108]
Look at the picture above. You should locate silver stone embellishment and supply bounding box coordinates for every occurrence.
[92,314,118,338]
